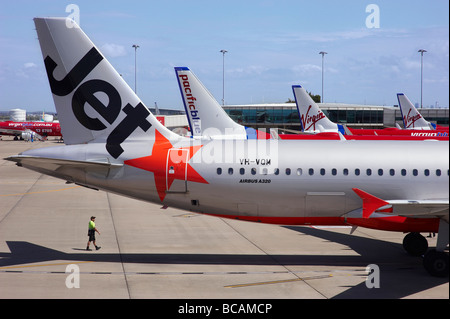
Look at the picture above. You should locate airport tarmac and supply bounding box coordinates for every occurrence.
[0,136,448,300]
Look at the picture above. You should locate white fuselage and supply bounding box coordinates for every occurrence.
[20,138,449,224]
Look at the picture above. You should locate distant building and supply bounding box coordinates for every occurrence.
[148,108,185,116]
[223,103,449,132]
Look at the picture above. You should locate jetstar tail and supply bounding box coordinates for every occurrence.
[34,17,178,158]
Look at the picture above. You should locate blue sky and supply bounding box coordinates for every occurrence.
[0,0,448,112]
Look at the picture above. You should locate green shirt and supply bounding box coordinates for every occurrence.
[89,220,95,230]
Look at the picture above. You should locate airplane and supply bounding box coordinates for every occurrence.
[292,86,449,139]
[397,93,449,131]
[175,67,357,141]
[0,120,62,140]
[175,66,345,141]
[5,18,448,277]
[175,66,270,140]
[176,67,448,142]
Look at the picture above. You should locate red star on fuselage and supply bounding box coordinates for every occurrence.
[124,130,208,202]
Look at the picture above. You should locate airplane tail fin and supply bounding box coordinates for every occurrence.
[292,85,342,133]
[397,93,433,130]
[34,17,177,158]
[175,67,250,139]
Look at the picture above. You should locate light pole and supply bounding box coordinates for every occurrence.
[319,51,327,103]
[132,44,140,94]
[418,49,427,109]
[220,49,227,105]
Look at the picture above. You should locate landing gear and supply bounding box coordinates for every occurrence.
[403,232,428,256]
[423,249,449,277]
[402,224,449,277]
[423,219,449,277]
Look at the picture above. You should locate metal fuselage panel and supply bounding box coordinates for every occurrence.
[20,138,449,220]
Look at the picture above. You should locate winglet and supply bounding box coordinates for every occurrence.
[352,188,391,218]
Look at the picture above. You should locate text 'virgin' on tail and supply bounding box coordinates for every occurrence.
[292,85,341,133]
[397,93,434,130]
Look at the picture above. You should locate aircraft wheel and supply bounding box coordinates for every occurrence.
[403,232,428,256]
[423,249,449,277]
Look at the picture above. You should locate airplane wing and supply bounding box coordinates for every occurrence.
[352,188,449,220]
[5,155,123,169]
[385,199,449,216]
[5,155,124,187]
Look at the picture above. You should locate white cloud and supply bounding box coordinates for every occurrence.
[292,64,321,74]
[23,62,37,68]
[228,65,269,77]
[101,43,127,58]
[16,62,40,79]
[266,28,409,45]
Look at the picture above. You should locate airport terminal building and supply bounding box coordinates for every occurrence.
[4,103,446,134]
[223,103,449,132]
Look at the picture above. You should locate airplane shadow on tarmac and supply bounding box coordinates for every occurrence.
[283,226,449,298]
[0,226,448,298]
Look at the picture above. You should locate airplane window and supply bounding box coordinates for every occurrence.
[240,168,245,175]
[262,168,268,175]
[413,169,418,176]
[366,169,372,176]
[436,169,441,176]
[355,168,360,176]
[228,168,233,175]
[343,168,349,176]
[390,169,395,176]
[332,168,337,176]
[285,168,291,175]
[424,169,430,176]
[401,169,407,176]
[320,168,325,176]
[378,169,383,176]
[296,168,302,176]
[309,168,314,176]
[217,168,222,175]
[251,168,257,175]
[274,168,280,175]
